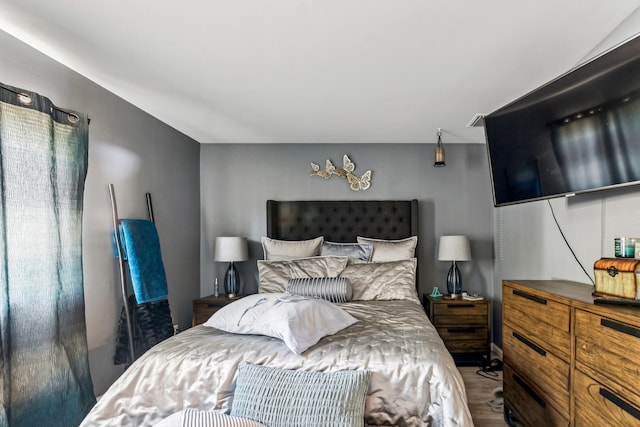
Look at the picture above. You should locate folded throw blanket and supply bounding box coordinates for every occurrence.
[114,295,174,365]
[119,219,168,304]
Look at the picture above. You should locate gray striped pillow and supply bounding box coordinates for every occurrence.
[286,277,352,302]
[230,362,370,427]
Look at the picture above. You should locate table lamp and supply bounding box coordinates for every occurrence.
[214,237,249,297]
[438,235,471,296]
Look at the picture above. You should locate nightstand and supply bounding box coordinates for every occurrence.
[422,294,490,365]
[192,294,247,327]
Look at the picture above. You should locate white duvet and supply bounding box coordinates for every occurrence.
[81,300,473,427]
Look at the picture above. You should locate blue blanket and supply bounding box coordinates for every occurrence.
[118,219,168,304]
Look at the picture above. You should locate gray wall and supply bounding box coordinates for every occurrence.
[200,143,497,328]
[1,30,201,396]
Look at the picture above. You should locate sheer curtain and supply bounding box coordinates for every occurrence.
[0,83,95,426]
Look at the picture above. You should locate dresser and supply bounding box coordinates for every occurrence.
[503,280,640,427]
[423,294,490,365]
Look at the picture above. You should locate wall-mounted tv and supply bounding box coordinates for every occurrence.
[484,34,640,207]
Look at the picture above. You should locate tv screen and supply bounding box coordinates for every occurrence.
[484,34,640,207]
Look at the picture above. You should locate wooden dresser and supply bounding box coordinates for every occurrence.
[503,280,640,427]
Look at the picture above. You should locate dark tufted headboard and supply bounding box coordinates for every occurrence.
[266,200,420,293]
[266,200,418,242]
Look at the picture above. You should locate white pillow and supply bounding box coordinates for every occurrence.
[261,236,324,261]
[356,236,417,262]
[203,293,357,354]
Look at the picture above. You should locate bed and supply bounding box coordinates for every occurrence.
[81,200,473,427]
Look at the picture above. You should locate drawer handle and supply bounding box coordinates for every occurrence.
[512,289,547,305]
[447,327,477,334]
[512,373,546,408]
[601,319,640,339]
[447,304,475,308]
[206,304,222,308]
[513,331,546,356]
[599,388,640,421]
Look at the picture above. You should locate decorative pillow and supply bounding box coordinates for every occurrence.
[320,241,373,263]
[257,256,349,293]
[261,236,324,261]
[286,277,352,302]
[230,362,370,427]
[357,236,417,262]
[153,409,267,427]
[339,258,419,302]
[203,293,357,354]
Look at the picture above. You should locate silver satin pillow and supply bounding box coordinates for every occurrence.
[286,277,353,303]
[339,258,418,302]
[257,256,349,293]
[320,241,373,263]
[356,236,417,262]
[261,236,324,261]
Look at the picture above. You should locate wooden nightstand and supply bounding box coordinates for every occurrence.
[422,294,491,365]
[192,294,247,327]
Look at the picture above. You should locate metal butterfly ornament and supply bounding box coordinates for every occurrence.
[310,154,372,191]
[348,170,372,191]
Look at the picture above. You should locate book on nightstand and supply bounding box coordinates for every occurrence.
[462,293,484,301]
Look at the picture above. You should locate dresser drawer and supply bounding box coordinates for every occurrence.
[574,368,640,427]
[503,324,570,416]
[503,284,571,359]
[438,324,488,352]
[504,364,569,427]
[435,325,488,342]
[432,301,488,326]
[575,309,640,392]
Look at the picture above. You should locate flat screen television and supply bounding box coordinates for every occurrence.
[484,33,640,207]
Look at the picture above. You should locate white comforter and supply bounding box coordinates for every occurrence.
[81,300,473,427]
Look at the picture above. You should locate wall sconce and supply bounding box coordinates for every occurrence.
[434,128,446,167]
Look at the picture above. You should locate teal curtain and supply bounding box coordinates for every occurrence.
[0,83,95,426]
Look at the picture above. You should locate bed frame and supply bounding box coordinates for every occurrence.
[266,200,419,292]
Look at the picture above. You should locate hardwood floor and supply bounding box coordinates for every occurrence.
[459,366,508,427]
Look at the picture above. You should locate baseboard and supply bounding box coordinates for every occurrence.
[491,343,503,361]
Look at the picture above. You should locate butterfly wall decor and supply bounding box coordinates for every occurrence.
[310,154,372,191]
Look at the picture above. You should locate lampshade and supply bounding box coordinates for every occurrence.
[214,237,249,262]
[438,235,471,261]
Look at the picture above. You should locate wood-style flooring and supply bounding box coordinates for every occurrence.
[459,366,508,427]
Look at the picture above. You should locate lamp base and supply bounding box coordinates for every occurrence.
[446,261,462,295]
[224,262,240,297]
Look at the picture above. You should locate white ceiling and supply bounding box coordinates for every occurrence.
[1,1,640,144]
